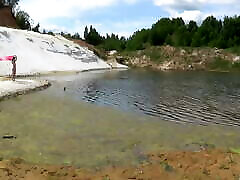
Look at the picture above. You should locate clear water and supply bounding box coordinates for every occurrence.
[0,69,240,167]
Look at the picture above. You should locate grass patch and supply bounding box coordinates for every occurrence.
[144,48,163,63]
[225,46,240,56]
[207,57,231,71]
[121,47,165,64]
[207,57,240,72]
[230,148,240,154]
[121,50,140,57]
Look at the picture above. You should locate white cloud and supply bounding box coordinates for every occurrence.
[82,18,153,38]
[100,19,153,37]
[20,0,140,22]
[153,0,239,22]
[153,0,237,8]
[20,0,116,21]
[170,10,210,23]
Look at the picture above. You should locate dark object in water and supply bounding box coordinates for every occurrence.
[2,135,17,139]
[119,76,128,80]
[64,87,66,91]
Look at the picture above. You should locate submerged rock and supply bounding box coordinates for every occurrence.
[2,135,17,139]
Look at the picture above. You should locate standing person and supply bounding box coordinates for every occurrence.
[12,55,17,81]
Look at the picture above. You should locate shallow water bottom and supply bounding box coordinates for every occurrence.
[0,90,240,168]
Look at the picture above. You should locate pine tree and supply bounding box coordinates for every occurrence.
[85,25,103,45]
[16,10,31,30]
[32,23,40,32]
[84,26,88,40]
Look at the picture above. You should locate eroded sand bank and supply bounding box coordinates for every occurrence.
[0,78,50,100]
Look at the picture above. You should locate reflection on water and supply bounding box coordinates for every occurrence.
[0,69,239,167]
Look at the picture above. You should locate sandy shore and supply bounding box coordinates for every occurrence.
[0,149,239,179]
[0,78,50,100]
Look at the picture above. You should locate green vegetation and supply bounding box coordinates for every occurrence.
[225,46,240,56]
[207,57,232,71]
[144,48,163,63]
[207,57,240,71]
[15,10,31,30]
[83,26,126,51]
[32,23,40,33]
[83,16,240,53]
[80,15,240,71]
[230,148,240,154]
[84,25,103,46]
[121,46,165,63]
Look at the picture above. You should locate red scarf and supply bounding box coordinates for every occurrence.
[0,56,15,61]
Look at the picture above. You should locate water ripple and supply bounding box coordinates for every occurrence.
[63,71,240,127]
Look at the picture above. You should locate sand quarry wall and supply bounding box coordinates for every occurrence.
[0,27,112,76]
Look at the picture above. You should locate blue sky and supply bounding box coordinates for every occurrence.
[19,0,240,38]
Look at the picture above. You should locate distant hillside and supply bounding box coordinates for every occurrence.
[0,7,18,28]
[112,45,240,72]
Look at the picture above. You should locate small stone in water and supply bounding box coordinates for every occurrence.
[2,135,17,139]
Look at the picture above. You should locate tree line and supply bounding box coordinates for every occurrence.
[83,16,240,51]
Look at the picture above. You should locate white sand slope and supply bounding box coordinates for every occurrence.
[0,27,124,76]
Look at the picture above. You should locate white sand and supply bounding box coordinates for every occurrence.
[0,27,127,76]
[0,79,49,98]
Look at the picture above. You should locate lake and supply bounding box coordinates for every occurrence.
[52,69,240,126]
[0,69,240,167]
